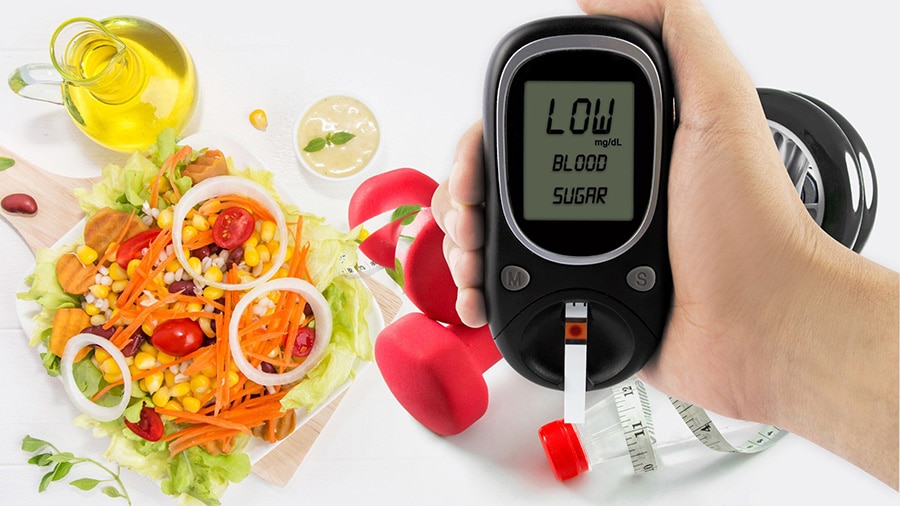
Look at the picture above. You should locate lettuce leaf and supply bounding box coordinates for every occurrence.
[160,445,251,506]
[281,275,372,412]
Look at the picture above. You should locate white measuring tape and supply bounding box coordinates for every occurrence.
[612,378,787,474]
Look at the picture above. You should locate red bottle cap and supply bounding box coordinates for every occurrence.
[538,419,589,481]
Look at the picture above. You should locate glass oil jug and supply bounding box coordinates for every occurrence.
[9,16,198,152]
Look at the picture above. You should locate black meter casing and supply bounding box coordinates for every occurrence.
[483,16,675,391]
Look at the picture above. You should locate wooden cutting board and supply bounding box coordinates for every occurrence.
[0,145,401,487]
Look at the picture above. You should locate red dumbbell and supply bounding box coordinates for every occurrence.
[375,312,501,435]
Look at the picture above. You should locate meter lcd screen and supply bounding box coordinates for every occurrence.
[522,80,635,221]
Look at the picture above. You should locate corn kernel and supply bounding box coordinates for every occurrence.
[243,233,259,250]
[157,207,174,229]
[84,302,101,316]
[203,286,224,300]
[89,284,110,299]
[249,108,268,131]
[188,256,203,274]
[256,244,271,264]
[182,396,202,413]
[151,385,170,407]
[259,221,277,243]
[76,245,98,265]
[163,399,183,412]
[111,279,129,293]
[186,301,203,314]
[90,314,107,326]
[94,347,111,364]
[200,366,216,378]
[138,378,149,392]
[204,265,224,284]
[102,370,123,384]
[191,213,210,232]
[141,320,157,336]
[134,351,157,370]
[226,370,240,388]
[126,259,142,277]
[190,375,211,395]
[140,341,156,354]
[182,225,199,243]
[156,350,176,365]
[143,371,165,393]
[199,318,215,338]
[165,259,182,273]
[169,382,191,398]
[243,245,260,267]
[108,262,128,281]
[99,357,121,376]
[165,370,177,388]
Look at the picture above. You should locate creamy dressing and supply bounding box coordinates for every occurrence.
[296,95,379,178]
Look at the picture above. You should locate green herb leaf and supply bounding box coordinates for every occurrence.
[330,131,355,145]
[391,204,421,226]
[52,461,74,482]
[70,478,102,491]
[0,156,14,171]
[303,137,327,153]
[39,470,54,492]
[22,435,52,452]
[28,453,54,467]
[102,486,125,499]
[386,258,404,289]
[22,435,131,504]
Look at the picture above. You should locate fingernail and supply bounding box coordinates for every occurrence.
[443,208,459,244]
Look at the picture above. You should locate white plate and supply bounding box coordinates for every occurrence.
[14,131,382,465]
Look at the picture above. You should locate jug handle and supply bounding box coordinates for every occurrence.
[8,63,63,105]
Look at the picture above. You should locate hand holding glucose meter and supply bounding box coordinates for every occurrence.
[483,16,674,412]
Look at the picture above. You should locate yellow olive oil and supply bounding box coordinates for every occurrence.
[60,17,197,152]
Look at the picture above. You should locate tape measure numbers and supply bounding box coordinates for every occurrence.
[610,379,787,474]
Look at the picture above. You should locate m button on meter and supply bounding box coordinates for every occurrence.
[626,266,656,292]
[501,265,531,291]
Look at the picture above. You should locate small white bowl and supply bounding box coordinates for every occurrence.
[293,93,382,181]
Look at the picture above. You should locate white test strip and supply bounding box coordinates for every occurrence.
[563,302,588,424]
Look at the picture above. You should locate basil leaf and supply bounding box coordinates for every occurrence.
[330,131,355,145]
[303,138,327,152]
[0,157,14,171]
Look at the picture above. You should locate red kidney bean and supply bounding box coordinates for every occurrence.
[168,280,196,295]
[80,325,116,340]
[120,329,148,357]
[191,245,211,260]
[1,193,38,215]
[224,246,244,271]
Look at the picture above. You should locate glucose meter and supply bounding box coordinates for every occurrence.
[483,16,675,395]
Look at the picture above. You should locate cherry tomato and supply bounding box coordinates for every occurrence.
[124,402,164,442]
[212,206,254,249]
[151,318,204,357]
[292,327,316,357]
[115,229,163,268]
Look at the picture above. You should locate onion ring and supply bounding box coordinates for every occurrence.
[172,176,289,292]
[228,278,333,386]
[60,333,133,422]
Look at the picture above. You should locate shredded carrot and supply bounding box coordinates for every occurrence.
[149,145,192,210]
[198,194,276,222]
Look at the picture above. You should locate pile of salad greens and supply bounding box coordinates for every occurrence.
[17,130,373,505]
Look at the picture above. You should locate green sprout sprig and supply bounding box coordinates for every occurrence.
[22,435,132,505]
[0,156,14,171]
[303,131,355,153]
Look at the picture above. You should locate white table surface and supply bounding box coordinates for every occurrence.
[1,1,897,504]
